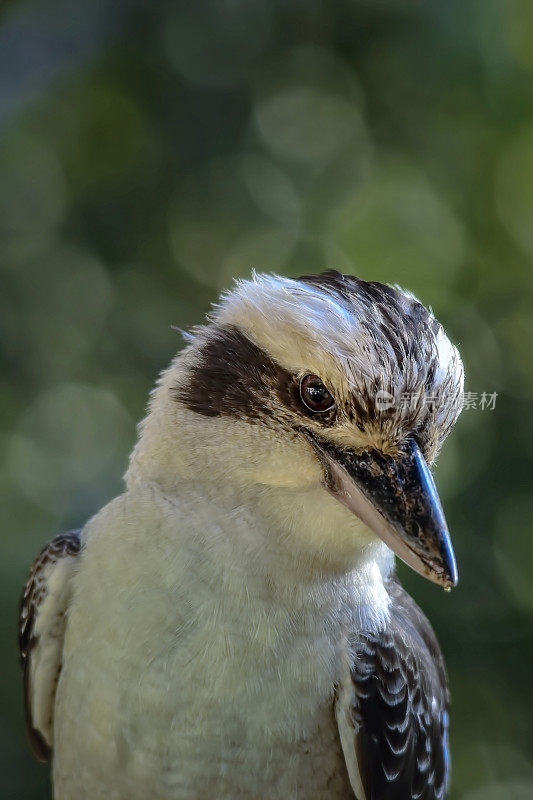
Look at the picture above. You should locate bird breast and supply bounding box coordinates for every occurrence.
[53,482,386,798]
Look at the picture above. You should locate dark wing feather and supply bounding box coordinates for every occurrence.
[336,576,450,800]
[19,530,82,762]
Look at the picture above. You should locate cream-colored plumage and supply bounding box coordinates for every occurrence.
[53,485,390,798]
[20,272,463,799]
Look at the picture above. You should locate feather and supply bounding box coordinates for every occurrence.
[336,576,450,800]
[19,530,82,761]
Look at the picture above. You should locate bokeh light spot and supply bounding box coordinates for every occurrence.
[162,1,273,88]
[328,157,467,297]
[8,384,133,517]
[0,132,66,235]
[494,495,533,615]
[495,123,533,257]
[254,87,363,164]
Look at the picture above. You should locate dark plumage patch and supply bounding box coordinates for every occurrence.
[176,326,282,420]
[176,325,338,426]
[299,270,440,373]
[175,325,295,422]
[346,576,450,800]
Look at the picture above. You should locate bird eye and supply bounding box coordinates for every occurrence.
[299,374,336,413]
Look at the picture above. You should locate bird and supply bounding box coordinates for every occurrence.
[19,270,464,799]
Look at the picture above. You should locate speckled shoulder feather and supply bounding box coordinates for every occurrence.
[337,576,450,800]
[19,530,82,761]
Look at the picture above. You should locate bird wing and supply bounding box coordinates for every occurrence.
[336,576,450,800]
[19,529,82,762]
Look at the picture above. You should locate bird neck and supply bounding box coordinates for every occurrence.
[125,357,394,617]
[135,471,394,634]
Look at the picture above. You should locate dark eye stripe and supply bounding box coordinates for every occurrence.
[175,326,338,427]
[175,326,286,420]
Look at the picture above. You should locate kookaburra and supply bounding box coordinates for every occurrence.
[20,271,464,799]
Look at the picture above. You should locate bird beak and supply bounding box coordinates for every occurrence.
[305,433,458,588]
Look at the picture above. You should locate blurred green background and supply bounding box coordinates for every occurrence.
[1,0,532,797]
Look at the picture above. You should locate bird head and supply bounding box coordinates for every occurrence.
[128,271,463,588]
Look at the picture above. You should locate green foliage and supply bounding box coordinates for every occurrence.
[1,1,531,797]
